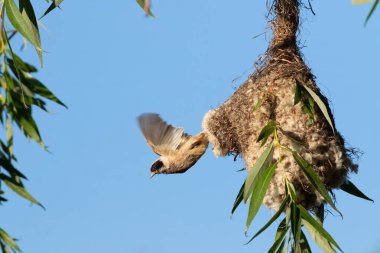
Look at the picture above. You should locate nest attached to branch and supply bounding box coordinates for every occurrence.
[202,0,358,210]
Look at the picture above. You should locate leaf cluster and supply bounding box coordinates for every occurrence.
[0,0,64,252]
[230,84,373,252]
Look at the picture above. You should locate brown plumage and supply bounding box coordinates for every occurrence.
[138,113,209,177]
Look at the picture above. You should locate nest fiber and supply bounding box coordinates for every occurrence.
[202,0,358,210]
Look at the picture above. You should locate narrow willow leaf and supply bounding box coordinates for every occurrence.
[285,207,291,228]
[0,228,21,252]
[18,116,45,148]
[5,0,43,64]
[4,69,15,90]
[40,0,64,18]
[275,218,288,241]
[269,218,289,253]
[136,0,155,17]
[19,0,39,29]
[254,98,264,111]
[0,242,10,253]
[6,54,37,73]
[276,239,286,253]
[294,81,303,105]
[231,181,245,217]
[6,117,13,157]
[340,180,374,202]
[0,154,27,179]
[292,151,341,216]
[302,85,335,133]
[352,0,373,4]
[244,143,274,202]
[286,180,297,201]
[365,0,379,24]
[300,229,312,253]
[14,71,67,108]
[245,162,277,233]
[299,205,342,252]
[0,174,44,209]
[246,195,289,244]
[257,120,276,147]
[290,203,302,249]
[0,93,5,104]
[303,219,336,253]
[304,97,315,125]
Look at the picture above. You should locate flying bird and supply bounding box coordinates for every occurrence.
[138,113,209,177]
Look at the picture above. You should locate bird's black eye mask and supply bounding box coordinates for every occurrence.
[150,160,164,172]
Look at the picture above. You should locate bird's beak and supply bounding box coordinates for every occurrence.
[150,171,156,178]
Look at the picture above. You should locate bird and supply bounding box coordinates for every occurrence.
[137,113,209,177]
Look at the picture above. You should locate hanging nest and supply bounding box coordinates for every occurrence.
[202,0,358,211]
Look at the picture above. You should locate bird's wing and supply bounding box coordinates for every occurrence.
[138,113,189,156]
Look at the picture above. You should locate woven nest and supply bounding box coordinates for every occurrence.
[202,0,358,210]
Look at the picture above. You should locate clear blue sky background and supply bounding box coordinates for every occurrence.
[0,0,379,252]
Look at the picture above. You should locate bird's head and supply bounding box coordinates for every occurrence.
[149,132,209,177]
[150,159,167,178]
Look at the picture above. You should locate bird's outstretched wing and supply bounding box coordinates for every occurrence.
[138,113,189,156]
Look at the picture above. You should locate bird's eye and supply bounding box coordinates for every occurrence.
[151,160,164,172]
[190,141,201,149]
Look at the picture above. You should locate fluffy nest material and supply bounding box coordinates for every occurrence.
[202,0,358,210]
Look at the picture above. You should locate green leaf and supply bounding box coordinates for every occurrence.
[302,85,335,133]
[0,228,21,252]
[286,180,297,201]
[285,206,291,228]
[340,180,374,202]
[303,219,336,253]
[257,120,276,147]
[6,53,37,73]
[299,205,342,252]
[230,181,245,217]
[353,0,373,4]
[276,239,286,253]
[40,0,64,19]
[294,81,303,105]
[365,0,379,24]
[292,151,341,216]
[0,242,11,253]
[136,0,155,17]
[5,0,43,65]
[6,117,13,157]
[19,0,39,29]
[254,98,264,111]
[12,70,67,108]
[244,143,274,202]
[290,203,302,250]
[245,162,277,233]
[300,229,312,253]
[0,174,44,209]
[0,153,27,179]
[269,218,289,253]
[246,195,289,244]
[302,97,315,125]
[18,116,45,149]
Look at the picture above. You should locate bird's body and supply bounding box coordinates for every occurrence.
[138,113,209,177]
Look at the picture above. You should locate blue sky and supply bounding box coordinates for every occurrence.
[0,0,379,252]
